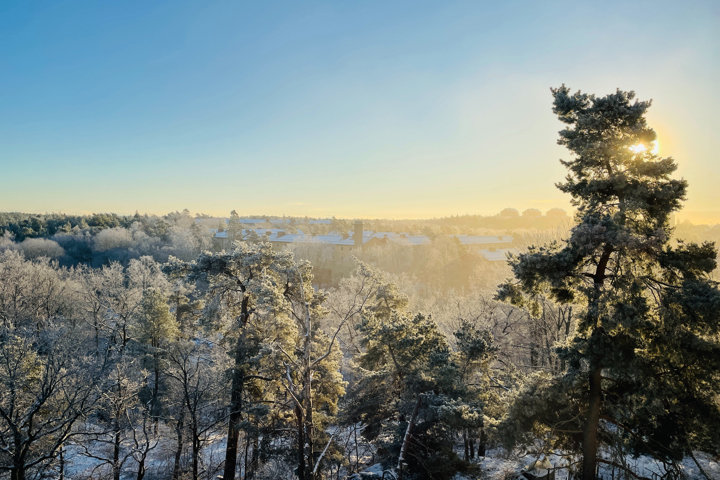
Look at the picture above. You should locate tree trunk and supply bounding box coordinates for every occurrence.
[397,394,422,480]
[302,301,314,480]
[94,317,100,355]
[10,466,25,480]
[222,338,246,480]
[153,360,160,435]
[581,245,611,480]
[173,412,184,480]
[463,430,469,461]
[59,445,65,480]
[582,364,602,480]
[296,405,306,480]
[478,428,487,457]
[113,425,122,480]
[249,432,259,479]
[244,434,250,480]
[137,458,146,480]
[11,444,25,480]
[192,422,200,480]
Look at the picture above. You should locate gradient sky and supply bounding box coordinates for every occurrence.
[1,1,719,221]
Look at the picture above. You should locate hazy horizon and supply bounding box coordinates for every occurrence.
[2,1,718,222]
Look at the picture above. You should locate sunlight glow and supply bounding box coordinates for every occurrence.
[629,140,660,155]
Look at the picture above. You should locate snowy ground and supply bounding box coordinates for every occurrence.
[472,449,720,480]
[349,449,720,480]
[61,424,228,480]
[56,431,720,480]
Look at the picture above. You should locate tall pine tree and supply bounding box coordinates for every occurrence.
[497,86,720,479]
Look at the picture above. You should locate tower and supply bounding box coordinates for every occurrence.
[353,221,363,249]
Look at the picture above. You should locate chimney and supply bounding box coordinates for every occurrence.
[353,221,363,248]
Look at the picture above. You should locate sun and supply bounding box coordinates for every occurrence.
[629,140,660,155]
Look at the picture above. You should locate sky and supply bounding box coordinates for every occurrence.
[1,1,719,221]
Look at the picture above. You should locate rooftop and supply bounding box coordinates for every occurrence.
[212,228,514,260]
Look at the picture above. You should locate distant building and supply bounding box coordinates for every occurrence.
[210,221,516,262]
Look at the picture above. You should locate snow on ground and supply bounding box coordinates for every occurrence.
[471,449,720,480]
[348,463,386,479]
[61,423,228,480]
[56,431,720,480]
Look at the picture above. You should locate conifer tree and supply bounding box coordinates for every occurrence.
[497,86,720,479]
[348,281,496,480]
[227,210,243,241]
[165,242,342,480]
[137,289,179,427]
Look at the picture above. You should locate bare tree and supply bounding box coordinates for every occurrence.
[165,339,230,480]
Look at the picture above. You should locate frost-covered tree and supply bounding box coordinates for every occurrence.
[166,242,347,480]
[136,289,179,429]
[165,242,305,480]
[0,251,78,331]
[0,323,105,480]
[227,210,244,241]
[497,86,720,479]
[17,237,65,259]
[76,356,146,480]
[345,277,497,480]
[165,339,230,480]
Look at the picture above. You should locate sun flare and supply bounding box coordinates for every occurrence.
[629,140,660,155]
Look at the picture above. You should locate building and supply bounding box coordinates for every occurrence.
[210,221,516,262]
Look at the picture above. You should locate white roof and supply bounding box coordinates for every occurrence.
[213,229,514,250]
[224,218,267,224]
[214,228,285,239]
[384,235,431,246]
[451,235,513,245]
[478,248,516,262]
[269,233,357,246]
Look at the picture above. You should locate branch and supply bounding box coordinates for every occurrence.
[596,459,652,480]
[487,374,510,392]
[312,431,336,475]
[687,448,712,480]
[244,375,274,382]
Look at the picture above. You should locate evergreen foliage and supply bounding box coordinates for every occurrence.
[497,86,720,479]
[346,281,498,479]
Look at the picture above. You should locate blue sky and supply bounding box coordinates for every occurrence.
[1,0,719,220]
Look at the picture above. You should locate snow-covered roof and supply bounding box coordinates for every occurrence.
[450,235,514,245]
[214,229,286,239]
[266,233,357,246]
[223,218,267,224]
[213,229,514,251]
[478,248,517,262]
[384,235,432,246]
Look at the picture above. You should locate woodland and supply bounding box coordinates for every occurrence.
[1,87,720,480]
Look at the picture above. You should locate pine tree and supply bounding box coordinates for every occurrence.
[164,242,343,480]
[227,210,243,241]
[348,282,496,480]
[497,86,720,479]
[137,289,179,427]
